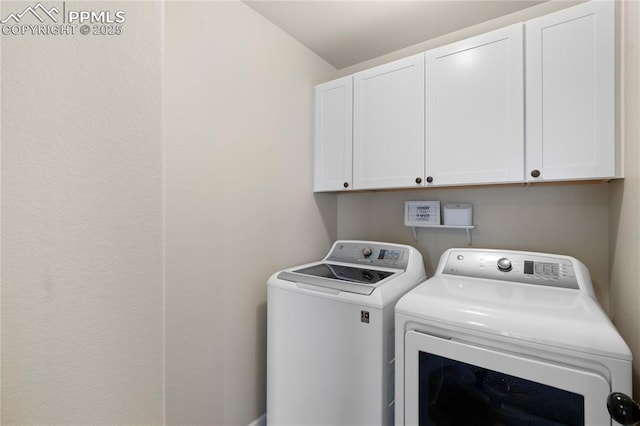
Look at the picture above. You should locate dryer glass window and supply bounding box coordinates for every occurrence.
[418,351,584,426]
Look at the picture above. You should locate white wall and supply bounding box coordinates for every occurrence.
[163,2,336,424]
[610,0,640,398]
[1,1,164,424]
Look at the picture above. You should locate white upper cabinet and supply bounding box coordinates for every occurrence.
[353,54,425,190]
[313,76,353,192]
[425,24,525,186]
[312,1,618,192]
[525,1,615,182]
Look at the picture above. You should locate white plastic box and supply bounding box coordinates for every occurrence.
[443,203,473,226]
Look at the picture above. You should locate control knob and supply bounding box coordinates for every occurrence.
[607,392,640,425]
[497,257,513,272]
[362,247,373,258]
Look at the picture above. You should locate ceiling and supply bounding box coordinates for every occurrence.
[244,1,546,69]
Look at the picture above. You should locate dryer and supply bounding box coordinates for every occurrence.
[395,248,632,426]
[267,240,426,426]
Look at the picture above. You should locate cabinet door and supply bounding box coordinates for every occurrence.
[313,76,353,192]
[526,1,615,182]
[425,24,524,187]
[353,54,425,190]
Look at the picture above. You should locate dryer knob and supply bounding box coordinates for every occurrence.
[607,392,640,426]
[497,258,513,272]
[362,247,373,258]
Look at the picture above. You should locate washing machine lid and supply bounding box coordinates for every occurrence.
[396,274,632,361]
[276,240,424,296]
[277,262,396,295]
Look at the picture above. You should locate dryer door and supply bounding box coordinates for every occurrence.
[404,330,611,425]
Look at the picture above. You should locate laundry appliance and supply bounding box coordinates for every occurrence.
[267,240,427,426]
[395,248,632,425]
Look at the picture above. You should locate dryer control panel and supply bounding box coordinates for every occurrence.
[442,249,580,290]
[326,241,410,270]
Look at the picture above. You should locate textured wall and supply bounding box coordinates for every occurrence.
[1,2,164,423]
[163,2,336,424]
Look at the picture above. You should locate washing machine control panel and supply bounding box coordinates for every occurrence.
[443,250,580,289]
[326,241,410,269]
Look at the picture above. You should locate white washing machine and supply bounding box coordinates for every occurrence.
[267,240,427,426]
[395,248,632,426]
